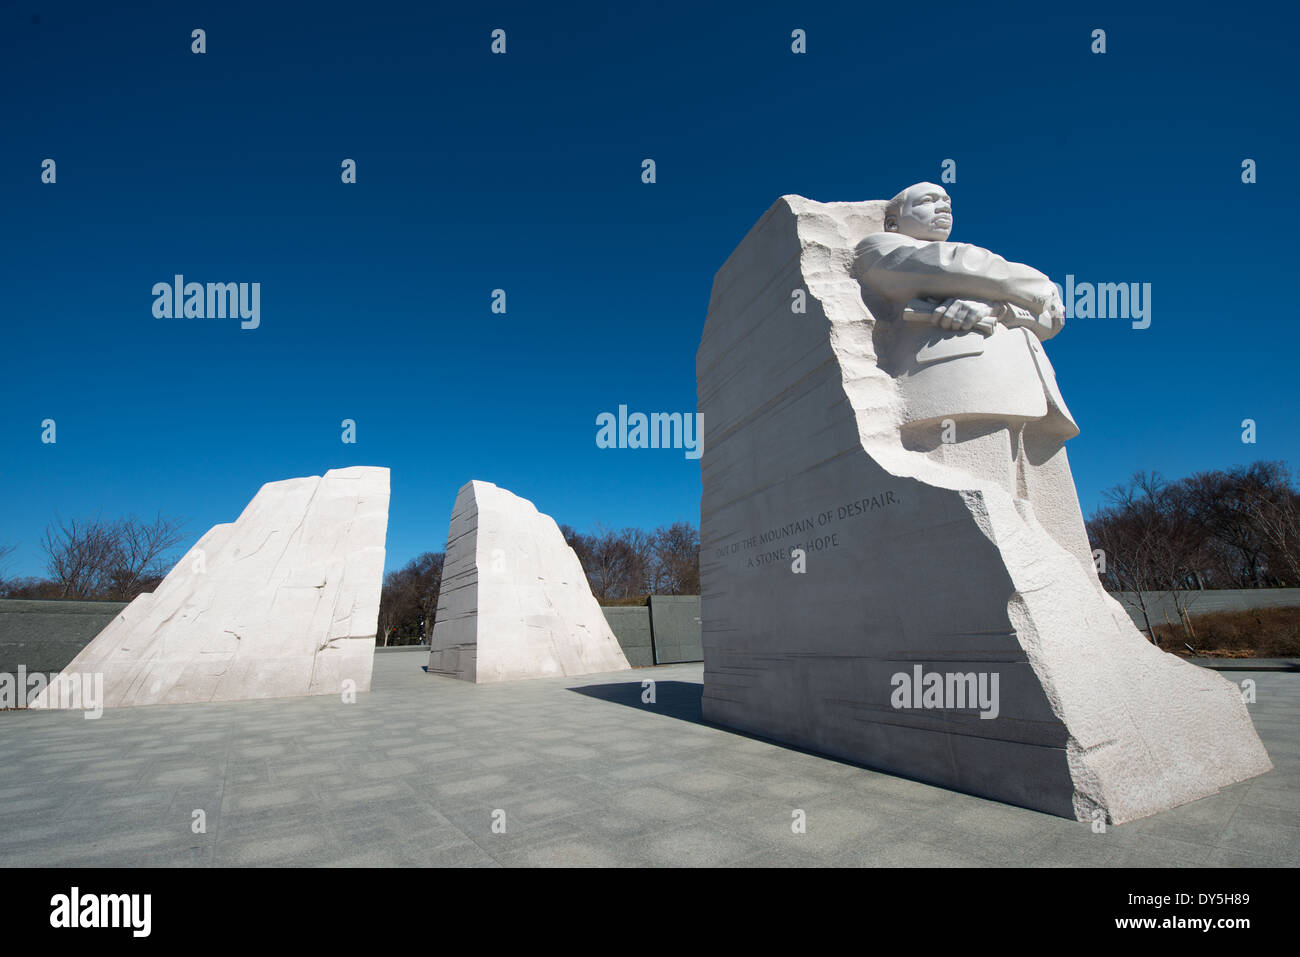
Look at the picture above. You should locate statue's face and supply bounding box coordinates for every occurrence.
[896,183,952,240]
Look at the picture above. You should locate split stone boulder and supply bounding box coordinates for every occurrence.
[33,466,389,708]
[428,480,630,682]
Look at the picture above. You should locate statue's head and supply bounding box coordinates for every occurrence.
[884,182,952,240]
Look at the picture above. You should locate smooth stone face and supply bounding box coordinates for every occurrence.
[31,466,389,708]
[428,480,630,683]
[697,192,1272,824]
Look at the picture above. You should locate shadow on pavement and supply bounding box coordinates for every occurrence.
[568,680,703,724]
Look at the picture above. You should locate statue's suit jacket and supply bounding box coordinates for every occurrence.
[853,232,1078,438]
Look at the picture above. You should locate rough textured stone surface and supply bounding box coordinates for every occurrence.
[32,467,389,708]
[697,193,1272,824]
[428,480,630,683]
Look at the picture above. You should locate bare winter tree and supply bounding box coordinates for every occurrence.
[108,514,189,598]
[1235,462,1300,586]
[1087,472,1205,643]
[653,521,700,595]
[43,517,119,598]
[377,551,445,644]
[42,514,185,600]
[1181,466,1274,587]
[583,525,638,602]
[561,521,701,600]
[620,527,657,598]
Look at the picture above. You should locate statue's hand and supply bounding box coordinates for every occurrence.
[934,298,994,334]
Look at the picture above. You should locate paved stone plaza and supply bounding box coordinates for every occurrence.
[0,653,1295,867]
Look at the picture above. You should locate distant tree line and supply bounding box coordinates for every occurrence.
[0,515,186,601]
[560,521,701,603]
[1086,461,1300,640]
[377,551,444,646]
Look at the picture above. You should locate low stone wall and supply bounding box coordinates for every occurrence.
[1111,588,1300,629]
[600,606,655,667]
[607,591,1300,666]
[10,590,1289,678]
[601,597,703,665]
[0,599,129,676]
[2,597,684,677]
[647,596,703,664]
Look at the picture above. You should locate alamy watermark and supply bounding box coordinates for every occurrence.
[50,887,150,937]
[1,667,104,719]
[152,275,260,330]
[1053,274,1151,330]
[595,405,702,460]
[891,665,1000,719]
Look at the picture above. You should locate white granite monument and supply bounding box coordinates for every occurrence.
[32,466,389,708]
[697,185,1271,823]
[427,480,630,683]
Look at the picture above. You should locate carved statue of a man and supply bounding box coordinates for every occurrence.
[853,182,1091,569]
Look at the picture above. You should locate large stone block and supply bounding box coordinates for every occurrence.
[697,192,1272,823]
[32,466,389,708]
[428,480,630,682]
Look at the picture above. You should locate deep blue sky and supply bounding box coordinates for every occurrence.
[2,1,1296,580]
